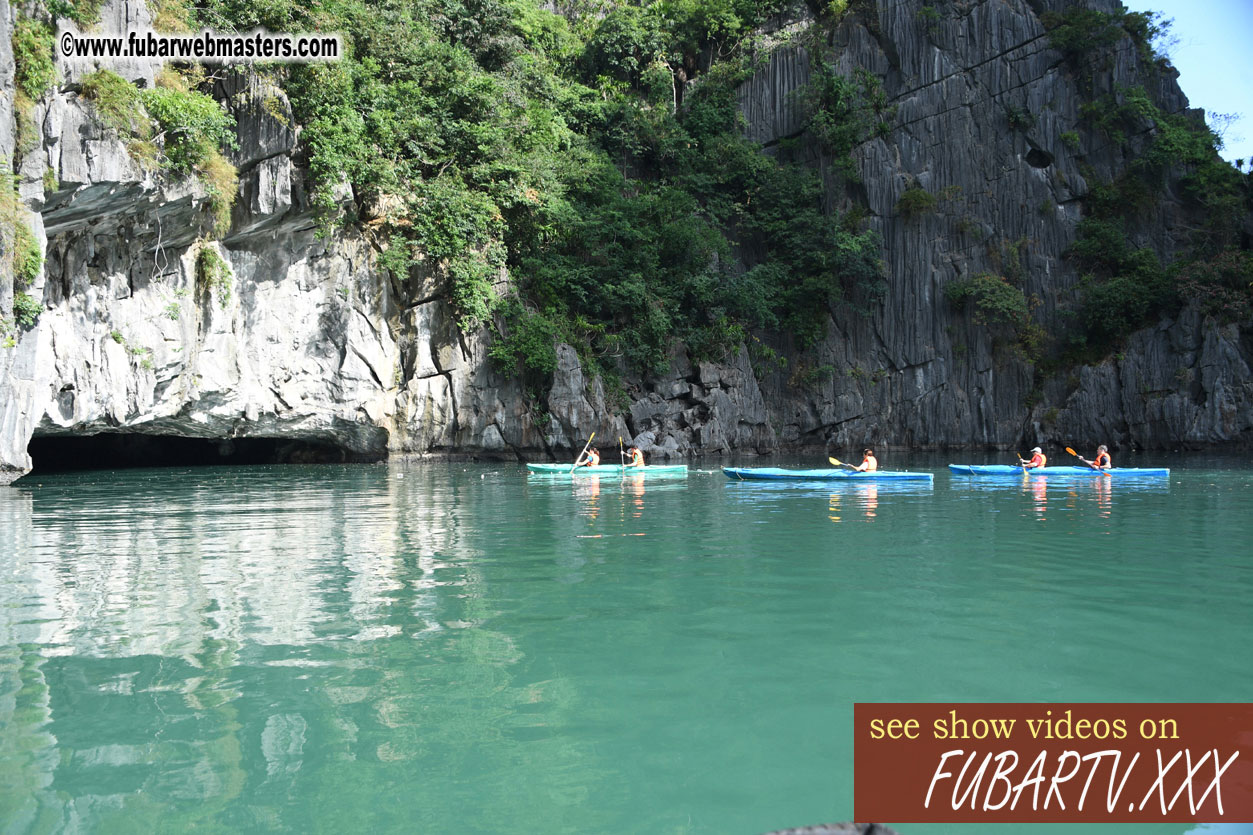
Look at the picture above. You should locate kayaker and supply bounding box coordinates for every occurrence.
[855,448,878,472]
[577,447,600,467]
[1023,446,1047,469]
[626,446,645,468]
[1078,445,1111,470]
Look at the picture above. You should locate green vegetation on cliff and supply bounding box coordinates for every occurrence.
[179,0,1245,383]
[196,245,234,308]
[78,68,239,236]
[1043,7,1253,358]
[196,0,882,381]
[11,17,57,155]
[1,173,43,292]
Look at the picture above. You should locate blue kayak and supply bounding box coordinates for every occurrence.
[722,467,933,482]
[527,463,688,476]
[947,464,1170,477]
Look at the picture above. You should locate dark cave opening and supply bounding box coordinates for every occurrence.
[1024,147,1054,169]
[27,433,362,474]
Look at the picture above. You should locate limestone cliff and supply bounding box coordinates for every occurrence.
[0,0,1249,484]
[721,0,1252,452]
[0,1,568,482]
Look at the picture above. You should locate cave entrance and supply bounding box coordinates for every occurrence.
[26,433,362,475]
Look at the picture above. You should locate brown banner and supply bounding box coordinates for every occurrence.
[854,703,1253,823]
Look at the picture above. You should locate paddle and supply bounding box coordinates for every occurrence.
[828,456,859,471]
[1065,446,1110,475]
[571,431,596,473]
[619,436,625,468]
[1017,452,1028,473]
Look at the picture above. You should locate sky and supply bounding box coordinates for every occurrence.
[1119,0,1253,165]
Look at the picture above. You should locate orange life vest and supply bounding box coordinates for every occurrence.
[1095,450,1110,468]
[630,449,644,467]
[861,454,878,472]
[1027,452,1046,468]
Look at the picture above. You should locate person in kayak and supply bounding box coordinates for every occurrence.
[1023,446,1047,469]
[1078,444,1111,470]
[855,448,878,472]
[577,447,600,467]
[626,446,645,468]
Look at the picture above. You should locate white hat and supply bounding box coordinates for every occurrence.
[1031,446,1042,453]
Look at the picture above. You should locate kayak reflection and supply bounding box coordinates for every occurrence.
[566,470,657,533]
[573,475,600,519]
[826,483,879,522]
[728,477,930,526]
[627,472,645,520]
[1093,476,1111,518]
[1025,474,1047,520]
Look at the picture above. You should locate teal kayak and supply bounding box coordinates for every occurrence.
[947,464,1170,477]
[722,467,933,482]
[527,463,688,476]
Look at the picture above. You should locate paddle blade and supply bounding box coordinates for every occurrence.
[828,457,843,467]
[1065,447,1078,456]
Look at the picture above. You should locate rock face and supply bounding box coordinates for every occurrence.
[1046,308,1252,444]
[1,0,1250,484]
[722,0,1251,453]
[623,0,1251,455]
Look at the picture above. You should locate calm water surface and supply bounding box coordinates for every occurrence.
[0,453,1250,834]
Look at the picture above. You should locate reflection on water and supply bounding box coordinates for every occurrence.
[9,467,445,654]
[1028,476,1048,520]
[949,473,1170,496]
[828,484,879,522]
[627,472,645,520]
[574,474,601,519]
[0,462,1247,834]
[949,473,1169,526]
[566,473,655,535]
[725,479,930,524]
[1094,477,1112,518]
[2,464,629,831]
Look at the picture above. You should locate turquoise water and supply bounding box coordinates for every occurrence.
[0,454,1250,834]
